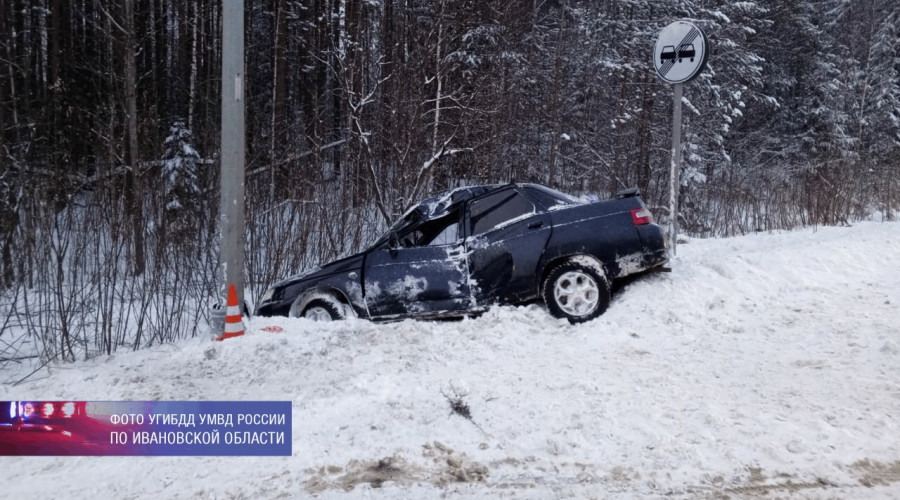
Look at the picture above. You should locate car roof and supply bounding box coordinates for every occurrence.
[412,184,503,219]
[404,182,565,222]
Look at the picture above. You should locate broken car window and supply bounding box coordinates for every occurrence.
[399,209,461,247]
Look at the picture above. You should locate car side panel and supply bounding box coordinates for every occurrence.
[255,270,366,318]
[255,255,366,317]
[466,211,552,304]
[540,199,645,279]
[255,299,293,317]
[363,245,471,318]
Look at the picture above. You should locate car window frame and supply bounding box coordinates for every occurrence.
[403,207,464,248]
[464,187,538,238]
[372,206,464,251]
[521,185,580,210]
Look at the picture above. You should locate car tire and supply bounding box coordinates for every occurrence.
[299,297,345,322]
[542,258,610,324]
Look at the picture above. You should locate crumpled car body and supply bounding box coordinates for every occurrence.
[256,183,668,323]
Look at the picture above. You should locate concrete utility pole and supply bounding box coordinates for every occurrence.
[220,0,245,308]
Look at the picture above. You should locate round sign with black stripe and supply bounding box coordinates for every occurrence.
[653,21,708,84]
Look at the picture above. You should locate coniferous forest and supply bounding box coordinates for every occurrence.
[1,0,898,361]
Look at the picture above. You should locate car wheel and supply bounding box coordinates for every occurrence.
[542,259,610,324]
[298,297,345,322]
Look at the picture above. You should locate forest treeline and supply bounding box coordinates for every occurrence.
[0,0,898,361]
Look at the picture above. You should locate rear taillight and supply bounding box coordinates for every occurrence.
[631,207,653,226]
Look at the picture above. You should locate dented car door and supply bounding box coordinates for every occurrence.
[465,187,552,304]
[363,210,471,318]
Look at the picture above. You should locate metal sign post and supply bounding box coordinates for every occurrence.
[220,0,246,309]
[669,83,683,256]
[653,21,708,256]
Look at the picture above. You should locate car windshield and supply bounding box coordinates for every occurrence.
[380,186,485,242]
[386,209,419,235]
[387,208,461,248]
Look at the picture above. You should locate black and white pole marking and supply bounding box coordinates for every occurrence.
[653,21,708,256]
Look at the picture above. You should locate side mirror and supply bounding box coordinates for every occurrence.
[388,231,400,257]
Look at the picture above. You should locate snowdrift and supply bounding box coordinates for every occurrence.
[2,221,899,499]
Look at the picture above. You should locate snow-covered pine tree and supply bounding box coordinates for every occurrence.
[673,1,771,235]
[161,121,201,245]
[844,0,900,219]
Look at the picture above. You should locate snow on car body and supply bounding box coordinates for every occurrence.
[255,183,668,323]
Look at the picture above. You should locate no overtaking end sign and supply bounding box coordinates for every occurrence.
[654,21,708,84]
[654,20,708,257]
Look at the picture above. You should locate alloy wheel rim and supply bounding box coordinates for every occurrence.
[553,271,600,317]
[304,306,333,321]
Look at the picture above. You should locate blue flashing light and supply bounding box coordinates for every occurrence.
[8,401,15,419]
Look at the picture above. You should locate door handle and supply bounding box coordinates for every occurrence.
[527,220,544,229]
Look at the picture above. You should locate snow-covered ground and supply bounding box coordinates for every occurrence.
[2,221,899,499]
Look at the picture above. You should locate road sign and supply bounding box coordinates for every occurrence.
[654,21,708,85]
[653,21,708,257]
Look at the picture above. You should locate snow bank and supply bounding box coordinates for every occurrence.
[2,221,899,498]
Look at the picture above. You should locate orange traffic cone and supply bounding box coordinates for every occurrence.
[216,284,245,341]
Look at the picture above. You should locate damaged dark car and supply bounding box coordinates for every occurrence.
[255,183,668,324]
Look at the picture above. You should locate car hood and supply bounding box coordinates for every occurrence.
[272,251,366,289]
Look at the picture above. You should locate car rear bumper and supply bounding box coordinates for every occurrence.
[636,223,669,267]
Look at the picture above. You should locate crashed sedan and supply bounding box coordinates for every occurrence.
[256,183,668,324]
